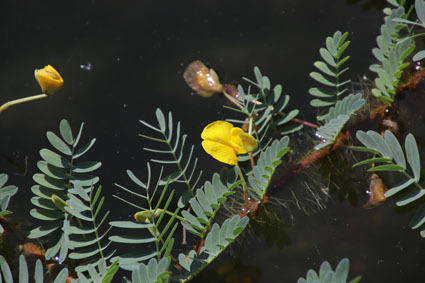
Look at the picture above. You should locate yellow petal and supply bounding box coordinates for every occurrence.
[230,127,257,153]
[201,121,233,145]
[202,140,238,165]
[34,65,64,95]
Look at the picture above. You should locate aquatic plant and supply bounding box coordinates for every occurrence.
[309,31,351,110]
[393,0,425,61]
[3,0,425,282]
[369,0,415,104]
[297,258,361,283]
[0,174,18,233]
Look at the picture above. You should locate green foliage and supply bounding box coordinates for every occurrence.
[314,115,349,150]
[312,93,365,150]
[28,119,101,262]
[124,258,170,283]
[139,108,202,206]
[248,136,289,201]
[73,259,119,283]
[309,31,351,109]
[0,173,18,233]
[318,93,365,123]
[0,255,68,283]
[174,215,249,282]
[370,4,414,104]
[226,66,302,161]
[181,167,240,238]
[353,130,425,237]
[297,258,361,283]
[62,184,114,273]
[393,0,425,61]
[110,164,178,271]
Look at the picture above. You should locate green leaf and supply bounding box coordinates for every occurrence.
[47,131,72,155]
[319,48,336,67]
[53,268,69,283]
[396,189,425,206]
[410,203,425,229]
[416,0,425,25]
[40,149,70,168]
[72,161,102,173]
[19,255,29,283]
[352,157,392,167]
[37,161,69,179]
[413,50,425,61]
[334,258,349,282]
[367,164,404,172]
[385,179,415,197]
[309,87,335,98]
[73,138,96,159]
[310,99,335,107]
[155,108,166,132]
[310,72,336,87]
[109,235,156,244]
[405,134,420,182]
[0,255,13,283]
[384,131,406,169]
[59,119,74,145]
[314,61,336,77]
[28,221,61,238]
[34,260,44,283]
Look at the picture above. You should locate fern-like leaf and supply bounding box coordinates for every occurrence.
[226,67,302,161]
[174,215,249,282]
[297,258,361,283]
[370,5,414,104]
[314,115,349,150]
[180,167,239,238]
[127,258,170,283]
[110,163,178,270]
[139,109,202,206]
[0,173,18,233]
[318,93,365,123]
[73,259,119,283]
[62,184,114,273]
[248,136,290,201]
[28,119,101,262]
[309,31,351,110]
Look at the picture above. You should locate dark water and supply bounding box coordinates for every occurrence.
[1,0,424,282]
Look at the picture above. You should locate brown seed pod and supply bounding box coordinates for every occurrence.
[183,60,223,97]
[223,83,240,100]
[363,173,387,209]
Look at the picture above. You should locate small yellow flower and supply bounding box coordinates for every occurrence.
[34,65,64,95]
[201,121,257,165]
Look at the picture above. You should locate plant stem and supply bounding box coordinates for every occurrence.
[222,89,244,110]
[0,94,47,113]
[236,165,249,206]
[292,118,319,129]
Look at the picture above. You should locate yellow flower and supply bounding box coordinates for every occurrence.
[201,121,257,165]
[34,65,64,95]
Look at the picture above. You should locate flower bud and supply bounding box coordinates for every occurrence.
[51,194,71,212]
[34,65,64,95]
[134,209,163,223]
